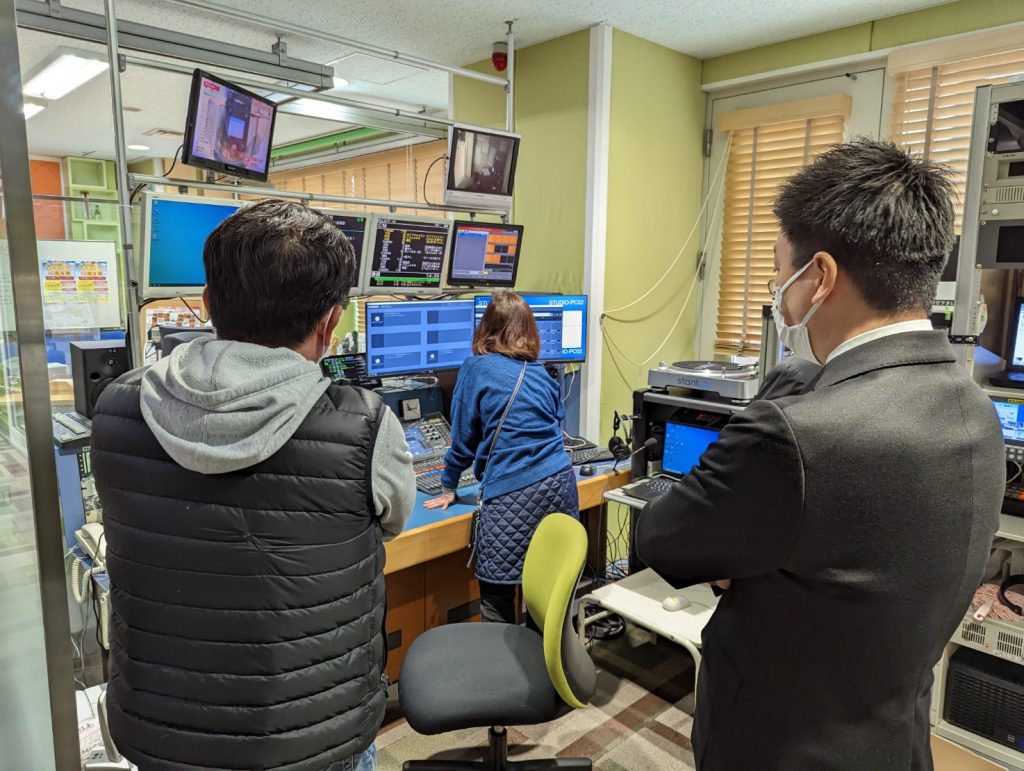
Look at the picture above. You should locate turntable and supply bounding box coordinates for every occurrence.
[647,360,759,402]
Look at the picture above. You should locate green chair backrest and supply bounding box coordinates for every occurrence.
[522,513,597,709]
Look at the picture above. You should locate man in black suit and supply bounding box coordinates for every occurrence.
[635,139,1004,770]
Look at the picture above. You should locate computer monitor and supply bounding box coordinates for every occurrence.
[992,395,1024,445]
[316,209,371,298]
[139,193,243,299]
[362,215,451,295]
[182,69,277,182]
[320,353,381,389]
[1006,299,1024,371]
[446,221,523,288]
[444,125,520,213]
[473,294,588,363]
[662,420,721,477]
[157,324,214,358]
[365,299,475,377]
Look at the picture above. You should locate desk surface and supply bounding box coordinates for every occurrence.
[385,462,630,574]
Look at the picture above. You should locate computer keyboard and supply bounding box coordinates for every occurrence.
[1006,483,1024,516]
[628,477,676,502]
[416,468,478,495]
[569,447,615,465]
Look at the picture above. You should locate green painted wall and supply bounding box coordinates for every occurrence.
[703,0,1024,83]
[453,30,590,294]
[602,30,706,442]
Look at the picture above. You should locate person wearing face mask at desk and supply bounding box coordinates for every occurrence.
[634,139,1004,770]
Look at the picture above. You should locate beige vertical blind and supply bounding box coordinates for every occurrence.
[889,47,1024,231]
[270,140,447,213]
[714,108,846,356]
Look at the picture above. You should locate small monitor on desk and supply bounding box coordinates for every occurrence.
[365,299,475,377]
[992,395,1024,447]
[662,420,721,477]
[362,215,451,295]
[473,294,587,363]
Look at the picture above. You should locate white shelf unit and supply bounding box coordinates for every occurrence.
[930,515,1024,770]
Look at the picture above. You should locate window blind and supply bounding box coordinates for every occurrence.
[269,140,447,213]
[889,47,1024,231]
[713,113,846,356]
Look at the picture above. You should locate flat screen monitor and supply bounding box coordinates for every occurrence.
[182,69,277,182]
[1006,299,1024,371]
[992,395,1024,446]
[320,353,381,388]
[989,99,1024,155]
[362,215,451,295]
[140,193,243,299]
[316,209,370,297]
[365,299,475,377]
[446,221,523,287]
[662,420,721,477]
[444,125,520,213]
[473,294,587,363]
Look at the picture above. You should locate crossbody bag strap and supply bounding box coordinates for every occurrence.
[483,360,528,468]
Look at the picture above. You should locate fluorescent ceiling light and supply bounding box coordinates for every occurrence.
[257,80,318,104]
[23,102,45,120]
[285,98,350,122]
[127,144,151,151]
[333,77,350,89]
[23,50,108,101]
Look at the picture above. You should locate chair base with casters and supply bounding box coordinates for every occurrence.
[399,513,597,771]
[402,726,591,770]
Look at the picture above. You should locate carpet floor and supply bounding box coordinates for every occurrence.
[376,628,698,770]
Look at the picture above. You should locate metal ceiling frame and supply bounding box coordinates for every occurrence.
[22,0,516,368]
[15,0,334,87]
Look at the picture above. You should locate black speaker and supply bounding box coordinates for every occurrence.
[70,341,129,419]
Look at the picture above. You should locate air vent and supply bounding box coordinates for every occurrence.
[993,185,1024,204]
[143,127,184,138]
[998,630,1024,659]
[961,620,987,645]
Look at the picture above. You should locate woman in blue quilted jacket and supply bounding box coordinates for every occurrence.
[424,291,579,623]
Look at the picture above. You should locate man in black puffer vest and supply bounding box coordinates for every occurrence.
[91,200,415,771]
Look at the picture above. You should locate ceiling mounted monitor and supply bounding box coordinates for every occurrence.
[182,69,278,183]
[443,125,520,213]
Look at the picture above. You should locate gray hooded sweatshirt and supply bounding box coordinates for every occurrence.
[140,337,413,538]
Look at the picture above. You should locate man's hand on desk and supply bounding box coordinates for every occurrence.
[712,579,732,591]
[424,490,457,510]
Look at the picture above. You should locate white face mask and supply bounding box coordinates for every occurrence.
[771,260,822,363]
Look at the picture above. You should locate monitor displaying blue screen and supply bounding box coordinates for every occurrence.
[662,420,720,477]
[366,300,475,377]
[145,197,241,292]
[473,294,587,363]
[993,398,1024,444]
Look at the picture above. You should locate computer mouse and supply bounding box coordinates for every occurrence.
[579,464,595,477]
[662,595,690,612]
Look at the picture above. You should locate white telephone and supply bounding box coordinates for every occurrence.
[76,522,107,565]
[72,522,107,604]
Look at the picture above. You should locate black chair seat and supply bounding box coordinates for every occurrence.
[400,622,561,735]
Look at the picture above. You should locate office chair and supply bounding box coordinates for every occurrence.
[399,513,597,770]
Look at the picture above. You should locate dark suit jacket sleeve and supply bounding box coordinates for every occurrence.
[755,358,821,401]
[634,399,805,586]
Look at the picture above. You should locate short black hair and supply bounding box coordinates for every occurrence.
[773,138,956,313]
[203,199,355,347]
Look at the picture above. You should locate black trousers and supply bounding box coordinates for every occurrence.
[477,580,542,631]
[478,579,518,624]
